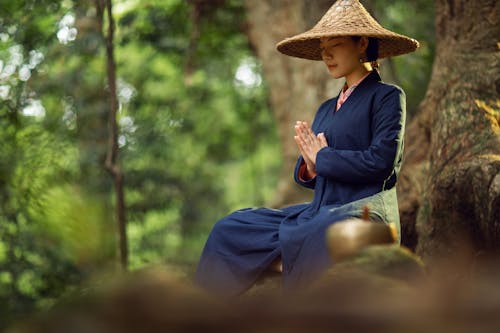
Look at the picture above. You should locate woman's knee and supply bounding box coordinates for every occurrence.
[209,213,239,239]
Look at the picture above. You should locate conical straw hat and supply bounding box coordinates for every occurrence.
[276,0,419,60]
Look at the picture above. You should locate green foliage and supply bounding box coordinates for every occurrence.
[115,0,278,250]
[0,0,277,326]
[31,185,116,266]
[0,0,111,327]
[371,0,435,116]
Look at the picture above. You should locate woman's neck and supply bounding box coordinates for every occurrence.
[345,64,371,88]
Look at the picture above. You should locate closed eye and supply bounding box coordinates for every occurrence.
[320,43,342,51]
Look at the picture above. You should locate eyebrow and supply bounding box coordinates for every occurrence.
[320,37,341,44]
[320,40,342,48]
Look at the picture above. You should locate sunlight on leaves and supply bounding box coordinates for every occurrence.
[34,185,116,267]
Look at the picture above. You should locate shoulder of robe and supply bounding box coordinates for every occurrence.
[316,96,337,113]
[372,82,406,104]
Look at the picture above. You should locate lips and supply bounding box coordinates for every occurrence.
[327,64,338,70]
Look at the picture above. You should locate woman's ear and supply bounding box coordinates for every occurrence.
[358,36,369,55]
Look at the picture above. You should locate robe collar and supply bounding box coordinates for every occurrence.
[337,71,371,111]
[334,70,382,112]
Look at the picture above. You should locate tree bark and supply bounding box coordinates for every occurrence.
[399,0,500,259]
[243,0,342,207]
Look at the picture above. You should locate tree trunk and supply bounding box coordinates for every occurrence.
[399,0,499,260]
[244,0,342,207]
[73,1,110,194]
[96,0,128,270]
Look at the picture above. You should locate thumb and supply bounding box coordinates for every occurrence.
[318,133,328,146]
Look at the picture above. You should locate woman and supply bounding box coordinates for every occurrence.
[195,0,419,296]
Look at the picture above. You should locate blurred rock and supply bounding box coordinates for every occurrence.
[7,255,500,333]
[324,244,426,282]
[326,218,397,262]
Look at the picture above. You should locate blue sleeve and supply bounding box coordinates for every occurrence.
[293,156,316,189]
[315,87,406,183]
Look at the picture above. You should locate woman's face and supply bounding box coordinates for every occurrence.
[319,36,367,78]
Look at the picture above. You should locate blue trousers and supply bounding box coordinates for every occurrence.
[194,188,400,296]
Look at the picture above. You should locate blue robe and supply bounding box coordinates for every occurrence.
[195,70,406,295]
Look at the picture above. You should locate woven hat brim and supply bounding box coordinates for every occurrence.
[276,29,419,61]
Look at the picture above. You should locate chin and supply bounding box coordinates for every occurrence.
[327,67,346,78]
[328,71,344,79]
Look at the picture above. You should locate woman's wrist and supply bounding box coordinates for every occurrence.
[304,164,317,179]
[298,161,316,181]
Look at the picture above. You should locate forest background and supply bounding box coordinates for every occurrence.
[3,0,497,329]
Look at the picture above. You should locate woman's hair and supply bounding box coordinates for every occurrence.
[351,36,379,62]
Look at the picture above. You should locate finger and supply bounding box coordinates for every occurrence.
[306,125,316,138]
[299,121,309,134]
[294,135,303,148]
[299,124,314,144]
[295,136,312,163]
[296,134,312,155]
[295,122,305,135]
[302,131,312,145]
[299,121,309,133]
[299,126,311,143]
[294,134,303,145]
[296,125,310,144]
[298,120,308,130]
[303,123,315,141]
[294,124,302,136]
[294,135,308,152]
[295,121,304,134]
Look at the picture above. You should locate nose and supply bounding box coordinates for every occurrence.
[321,48,333,61]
